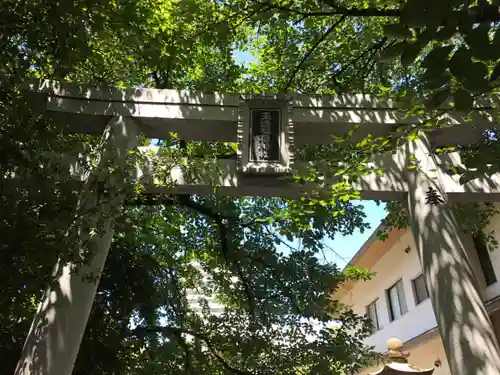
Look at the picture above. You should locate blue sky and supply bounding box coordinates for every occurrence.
[233,50,255,67]
[324,200,386,265]
[277,201,386,266]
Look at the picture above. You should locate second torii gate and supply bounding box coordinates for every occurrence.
[15,80,500,375]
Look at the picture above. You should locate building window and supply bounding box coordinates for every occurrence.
[412,274,429,305]
[473,233,497,286]
[366,299,380,333]
[387,279,408,321]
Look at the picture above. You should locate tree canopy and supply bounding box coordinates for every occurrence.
[2,0,500,374]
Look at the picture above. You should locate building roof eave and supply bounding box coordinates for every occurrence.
[332,220,408,301]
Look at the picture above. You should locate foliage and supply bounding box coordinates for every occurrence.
[3,0,500,374]
[0,1,379,375]
[0,100,86,372]
[378,201,500,251]
[232,0,500,102]
[80,196,377,375]
[232,0,500,181]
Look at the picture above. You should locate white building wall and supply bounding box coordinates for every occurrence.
[186,261,225,317]
[341,204,500,374]
[342,231,438,352]
[186,291,224,316]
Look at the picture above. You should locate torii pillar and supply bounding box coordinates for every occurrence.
[14,116,138,375]
[406,133,500,375]
[16,81,500,375]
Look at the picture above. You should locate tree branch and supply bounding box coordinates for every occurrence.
[329,38,387,82]
[129,194,257,319]
[283,15,346,91]
[173,330,192,374]
[262,225,299,253]
[175,195,257,320]
[125,193,177,207]
[253,1,400,17]
[137,326,256,375]
[246,251,305,316]
[257,0,500,24]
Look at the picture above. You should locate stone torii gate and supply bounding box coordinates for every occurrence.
[15,80,500,375]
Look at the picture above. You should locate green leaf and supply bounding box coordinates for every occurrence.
[422,45,453,70]
[422,63,447,82]
[379,42,406,61]
[493,29,500,49]
[458,19,472,35]
[470,61,489,79]
[462,62,489,93]
[463,78,489,94]
[421,3,449,27]
[358,138,368,147]
[401,42,422,68]
[449,47,473,80]
[424,71,451,90]
[435,26,457,41]
[425,88,451,109]
[400,0,427,27]
[490,61,500,82]
[453,89,473,111]
[449,0,469,7]
[416,28,438,48]
[488,30,500,61]
[383,23,413,39]
[465,24,493,60]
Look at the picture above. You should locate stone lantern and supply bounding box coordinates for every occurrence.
[369,338,435,374]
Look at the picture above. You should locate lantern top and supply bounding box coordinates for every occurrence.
[369,338,435,375]
[386,338,409,361]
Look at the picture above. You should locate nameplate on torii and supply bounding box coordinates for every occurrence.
[249,108,280,163]
[237,95,294,175]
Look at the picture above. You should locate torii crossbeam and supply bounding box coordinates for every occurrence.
[15,80,500,375]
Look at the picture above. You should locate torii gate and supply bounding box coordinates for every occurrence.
[15,80,500,375]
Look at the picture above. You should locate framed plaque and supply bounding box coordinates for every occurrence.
[237,95,294,174]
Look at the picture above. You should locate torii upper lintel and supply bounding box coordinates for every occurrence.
[27,79,500,147]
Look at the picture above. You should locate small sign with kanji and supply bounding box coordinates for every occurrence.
[425,187,445,205]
